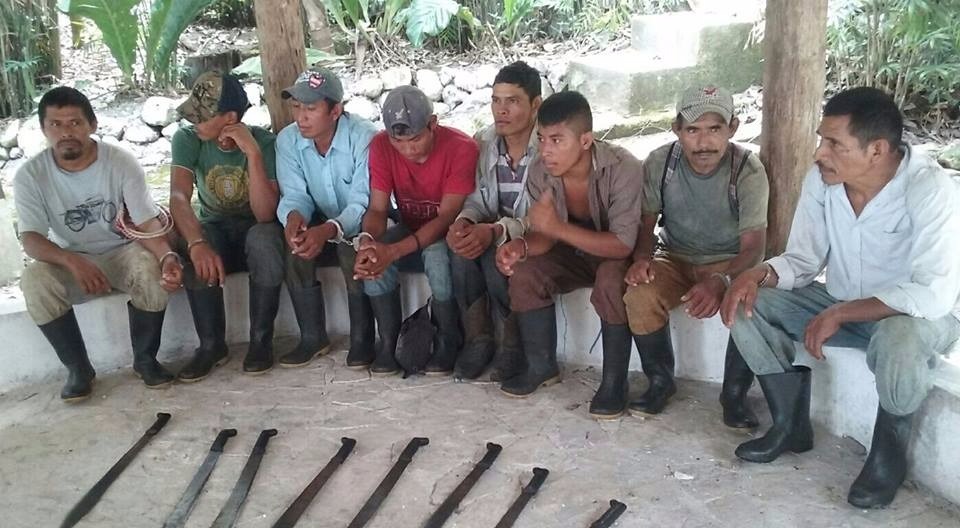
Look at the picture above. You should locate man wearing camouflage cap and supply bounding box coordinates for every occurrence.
[268,69,378,369]
[622,85,769,426]
[169,70,282,380]
[354,85,479,376]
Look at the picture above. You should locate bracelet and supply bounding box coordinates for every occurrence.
[159,251,182,267]
[352,232,374,252]
[517,237,529,262]
[710,272,732,289]
[758,263,773,288]
[187,238,208,251]
[412,233,422,252]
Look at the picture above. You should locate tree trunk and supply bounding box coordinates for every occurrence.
[254,0,307,132]
[759,0,828,256]
[44,0,61,78]
[302,0,335,53]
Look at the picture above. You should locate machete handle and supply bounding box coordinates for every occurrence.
[589,499,627,528]
[522,467,549,495]
[477,442,503,469]
[398,437,429,462]
[253,429,279,455]
[336,437,358,462]
[147,412,172,435]
[211,429,238,453]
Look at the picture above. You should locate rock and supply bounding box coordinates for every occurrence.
[378,92,390,108]
[123,122,160,144]
[453,69,485,92]
[345,98,380,122]
[545,60,569,92]
[242,106,272,129]
[465,87,493,107]
[433,102,452,116]
[9,147,23,159]
[161,122,181,139]
[939,141,960,170]
[100,135,123,148]
[140,138,171,167]
[354,76,384,99]
[519,57,548,75]
[416,69,444,101]
[0,120,20,148]
[476,64,499,88]
[442,85,469,106]
[244,83,264,106]
[16,119,47,159]
[140,96,179,127]
[540,76,554,98]
[380,67,413,91]
[439,66,457,86]
[0,148,7,161]
[96,117,126,140]
[443,105,493,136]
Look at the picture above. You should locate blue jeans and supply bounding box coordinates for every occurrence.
[451,245,509,316]
[361,224,454,301]
[731,282,960,415]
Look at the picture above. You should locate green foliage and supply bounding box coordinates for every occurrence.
[324,0,372,37]
[1,0,58,117]
[397,0,462,47]
[199,0,255,27]
[59,0,140,85]
[145,0,219,87]
[374,0,412,38]
[498,0,541,43]
[232,48,345,77]
[576,0,685,35]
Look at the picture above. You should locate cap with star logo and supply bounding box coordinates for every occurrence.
[381,85,434,137]
[677,85,734,124]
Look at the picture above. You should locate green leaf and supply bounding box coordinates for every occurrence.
[145,0,217,85]
[232,49,345,78]
[60,0,140,82]
[400,0,460,47]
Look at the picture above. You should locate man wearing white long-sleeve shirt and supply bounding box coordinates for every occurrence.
[720,87,960,509]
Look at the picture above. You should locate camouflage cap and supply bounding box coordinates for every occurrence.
[381,85,433,137]
[281,69,344,104]
[677,85,734,124]
[177,71,249,124]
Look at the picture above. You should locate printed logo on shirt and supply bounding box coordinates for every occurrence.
[398,199,439,225]
[205,164,250,211]
[62,195,118,233]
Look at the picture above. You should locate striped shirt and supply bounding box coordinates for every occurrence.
[496,136,533,217]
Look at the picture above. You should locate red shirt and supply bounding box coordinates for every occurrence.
[369,125,479,230]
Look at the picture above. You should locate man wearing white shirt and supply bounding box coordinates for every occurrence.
[720,87,960,508]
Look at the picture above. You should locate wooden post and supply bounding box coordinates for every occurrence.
[253,0,306,132]
[759,0,828,256]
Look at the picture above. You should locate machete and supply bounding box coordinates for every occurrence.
[60,412,172,528]
[271,437,357,528]
[589,499,627,528]
[347,437,429,528]
[211,428,278,528]
[493,467,549,528]
[162,428,238,528]
[422,442,502,528]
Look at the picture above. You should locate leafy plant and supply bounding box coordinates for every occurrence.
[232,48,345,78]
[200,0,255,27]
[57,0,139,85]
[398,0,467,47]
[1,0,58,117]
[498,0,540,43]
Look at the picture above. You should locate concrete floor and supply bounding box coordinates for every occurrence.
[1,338,958,528]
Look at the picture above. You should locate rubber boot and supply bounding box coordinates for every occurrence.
[720,337,759,428]
[345,291,376,368]
[589,322,632,419]
[453,296,494,380]
[243,284,281,374]
[735,366,814,463]
[369,290,402,376]
[847,407,913,508]
[127,302,174,388]
[425,298,464,376]
[38,310,96,401]
[178,287,229,382]
[279,285,331,367]
[500,305,560,397]
[489,311,525,382]
[628,325,677,415]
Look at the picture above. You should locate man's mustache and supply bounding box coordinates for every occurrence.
[692,149,719,155]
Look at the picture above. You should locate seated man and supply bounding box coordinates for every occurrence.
[721,87,960,508]
[273,69,377,368]
[447,61,542,381]
[496,91,643,419]
[623,86,768,428]
[14,87,182,401]
[354,86,479,376]
[170,71,281,379]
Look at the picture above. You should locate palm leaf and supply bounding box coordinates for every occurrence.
[400,0,460,47]
[145,0,217,84]
[59,0,140,82]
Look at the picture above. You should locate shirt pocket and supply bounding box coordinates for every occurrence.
[865,211,912,264]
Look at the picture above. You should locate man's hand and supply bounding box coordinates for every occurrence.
[219,124,261,157]
[496,239,526,276]
[66,254,111,295]
[682,276,726,319]
[291,223,335,260]
[528,189,562,235]
[353,239,395,280]
[285,211,307,250]
[804,305,844,361]
[189,243,225,287]
[625,257,655,286]
[447,219,494,260]
[159,257,183,292]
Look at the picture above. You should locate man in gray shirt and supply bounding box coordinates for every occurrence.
[14,87,182,401]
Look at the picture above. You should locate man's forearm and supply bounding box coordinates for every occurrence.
[392,214,456,259]
[834,297,901,324]
[554,222,631,259]
[632,215,658,261]
[362,210,388,240]
[21,232,77,268]
[170,197,204,242]
[135,218,174,259]
[524,232,556,257]
[247,153,280,222]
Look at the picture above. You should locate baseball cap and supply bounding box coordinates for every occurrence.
[281,69,344,104]
[177,71,250,124]
[677,85,734,124]
[382,86,433,137]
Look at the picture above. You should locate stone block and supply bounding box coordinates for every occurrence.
[0,120,20,149]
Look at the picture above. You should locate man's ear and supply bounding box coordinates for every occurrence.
[580,131,594,151]
[671,119,682,137]
[427,114,439,129]
[330,101,344,120]
[530,95,543,115]
[868,138,890,160]
[727,116,740,137]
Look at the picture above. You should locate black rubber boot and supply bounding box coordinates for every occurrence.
[127,302,174,388]
[369,290,402,376]
[489,311,525,382]
[279,285,331,367]
[735,366,814,463]
[178,287,229,382]
[628,325,677,415]
[425,298,464,376]
[345,291,376,368]
[243,284,281,374]
[589,322,632,419]
[38,310,96,401]
[500,305,560,397]
[720,337,759,428]
[847,406,913,508]
[453,296,494,380]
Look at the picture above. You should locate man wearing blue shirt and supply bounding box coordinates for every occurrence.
[270,69,378,368]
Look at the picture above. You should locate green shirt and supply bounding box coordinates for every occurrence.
[642,142,769,265]
[171,125,277,221]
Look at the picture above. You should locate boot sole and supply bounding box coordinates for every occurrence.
[279,344,332,368]
[424,369,454,377]
[178,356,230,384]
[345,362,373,370]
[500,375,562,398]
[62,391,93,403]
[590,409,626,420]
[242,365,274,376]
[133,372,174,389]
[370,369,400,377]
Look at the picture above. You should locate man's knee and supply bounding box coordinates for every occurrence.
[507,260,557,312]
[246,223,285,286]
[871,316,936,415]
[624,283,668,335]
[124,247,169,311]
[21,262,71,324]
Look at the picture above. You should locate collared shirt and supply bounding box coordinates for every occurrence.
[495,135,535,217]
[768,146,960,320]
[524,140,644,250]
[275,112,377,239]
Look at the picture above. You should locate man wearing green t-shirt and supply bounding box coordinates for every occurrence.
[623,86,769,427]
[170,71,282,380]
